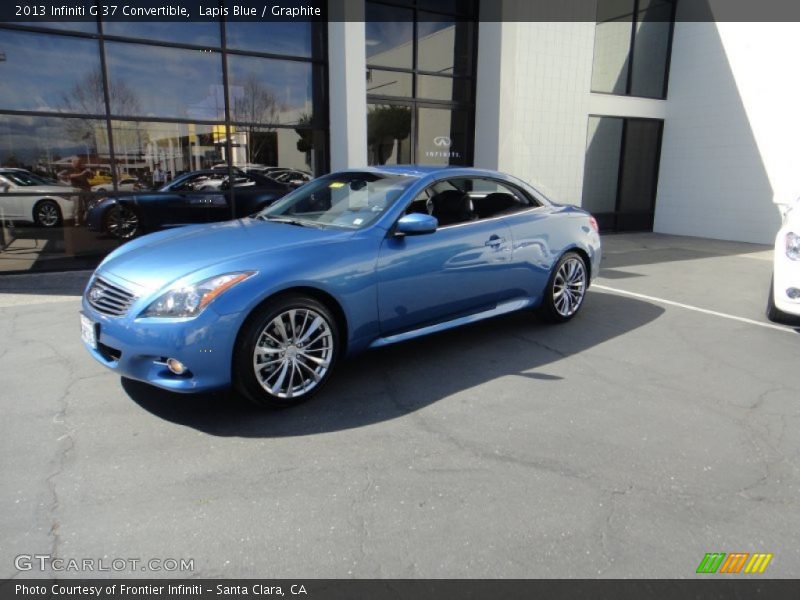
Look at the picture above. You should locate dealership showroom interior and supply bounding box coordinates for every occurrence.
[1,0,799,592]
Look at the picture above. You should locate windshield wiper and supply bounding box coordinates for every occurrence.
[257,215,324,228]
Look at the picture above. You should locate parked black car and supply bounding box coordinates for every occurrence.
[87,169,291,239]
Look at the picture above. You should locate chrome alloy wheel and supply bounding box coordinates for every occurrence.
[105,205,139,239]
[552,257,587,317]
[36,202,60,227]
[252,308,334,400]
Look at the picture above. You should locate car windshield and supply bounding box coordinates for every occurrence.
[255,172,416,229]
[2,171,53,186]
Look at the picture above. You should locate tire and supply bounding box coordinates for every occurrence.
[103,204,140,239]
[33,199,62,228]
[234,294,341,408]
[766,274,796,324]
[538,251,589,323]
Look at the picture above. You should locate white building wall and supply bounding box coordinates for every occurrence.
[476,20,596,205]
[655,20,800,244]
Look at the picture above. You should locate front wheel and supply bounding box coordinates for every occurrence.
[104,204,140,239]
[234,294,340,408]
[538,251,588,323]
[34,199,62,227]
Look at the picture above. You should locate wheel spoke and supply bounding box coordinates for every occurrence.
[253,307,334,400]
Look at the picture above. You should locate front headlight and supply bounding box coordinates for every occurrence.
[144,271,255,318]
[786,232,800,261]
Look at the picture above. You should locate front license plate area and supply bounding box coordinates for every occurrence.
[80,313,97,349]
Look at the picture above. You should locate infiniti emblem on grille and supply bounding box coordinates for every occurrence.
[89,287,103,302]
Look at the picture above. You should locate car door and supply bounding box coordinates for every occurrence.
[0,175,23,219]
[376,180,515,335]
[155,174,219,226]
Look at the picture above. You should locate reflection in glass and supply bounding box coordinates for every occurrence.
[630,0,673,98]
[104,42,224,119]
[367,69,413,98]
[18,21,97,33]
[109,121,225,188]
[591,17,633,94]
[227,125,325,175]
[365,3,413,69]
[225,22,312,57]
[367,104,412,165]
[0,30,102,113]
[416,107,468,166]
[416,75,471,102]
[102,22,221,47]
[417,17,473,76]
[227,55,315,126]
[0,114,118,272]
[591,0,673,98]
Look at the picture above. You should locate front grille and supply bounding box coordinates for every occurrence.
[86,276,136,316]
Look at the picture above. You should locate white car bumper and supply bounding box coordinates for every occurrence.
[773,228,800,316]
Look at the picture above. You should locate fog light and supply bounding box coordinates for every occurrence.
[166,358,187,375]
[787,288,800,300]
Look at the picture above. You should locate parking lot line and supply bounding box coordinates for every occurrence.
[591,284,799,335]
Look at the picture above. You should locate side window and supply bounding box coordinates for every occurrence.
[466,179,538,219]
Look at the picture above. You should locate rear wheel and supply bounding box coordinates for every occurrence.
[34,199,62,227]
[538,251,588,323]
[234,294,340,408]
[104,204,140,239]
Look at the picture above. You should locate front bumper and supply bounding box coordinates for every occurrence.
[773,260,800,316]
[773,228,800,316]
[81,296,241,393]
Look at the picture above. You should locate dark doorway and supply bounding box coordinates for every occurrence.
[582,116,664,231]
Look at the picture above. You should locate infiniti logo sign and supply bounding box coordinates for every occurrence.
[433,136,452,147]
[89,287,103,302]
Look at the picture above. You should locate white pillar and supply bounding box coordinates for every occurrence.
[473,20,517,173]
[328,3,367,171]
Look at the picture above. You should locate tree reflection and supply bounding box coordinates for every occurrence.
[367,105,411,165]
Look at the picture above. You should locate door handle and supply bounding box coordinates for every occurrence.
[484,236,506,247]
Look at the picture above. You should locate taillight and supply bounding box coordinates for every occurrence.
[589,216,599,233]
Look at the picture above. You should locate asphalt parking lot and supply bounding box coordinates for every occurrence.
[1,232,798,578]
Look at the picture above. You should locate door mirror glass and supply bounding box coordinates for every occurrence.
[396,213,437,235]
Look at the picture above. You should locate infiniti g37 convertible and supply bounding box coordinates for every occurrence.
[80,167,601,407]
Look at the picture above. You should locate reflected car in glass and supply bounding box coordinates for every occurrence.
[86,169,290,239]
[91,177,143,193]
[0,168,77,227]
[80,167,601,407]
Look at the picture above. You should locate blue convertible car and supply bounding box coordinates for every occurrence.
[80,166,601,407]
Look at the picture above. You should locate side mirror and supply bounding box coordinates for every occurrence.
[395,213,438,236]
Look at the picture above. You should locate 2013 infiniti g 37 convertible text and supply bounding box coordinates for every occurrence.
[80,167,601,407]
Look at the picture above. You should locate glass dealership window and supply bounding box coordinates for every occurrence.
[367,104,412,166]
[109,121,225,188]
[225,22,314,57]
[0,17,327,273]
[104,42,224,120]
[226,55,318,126]
[102,22,221,47]
[591,0,675,99]
[227,125,326,174]
[0,114,119,273]
[416,106,469,166]
[365,0,478,166]
[0,29,103,113]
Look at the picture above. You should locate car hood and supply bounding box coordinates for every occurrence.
[98,218,354,292]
